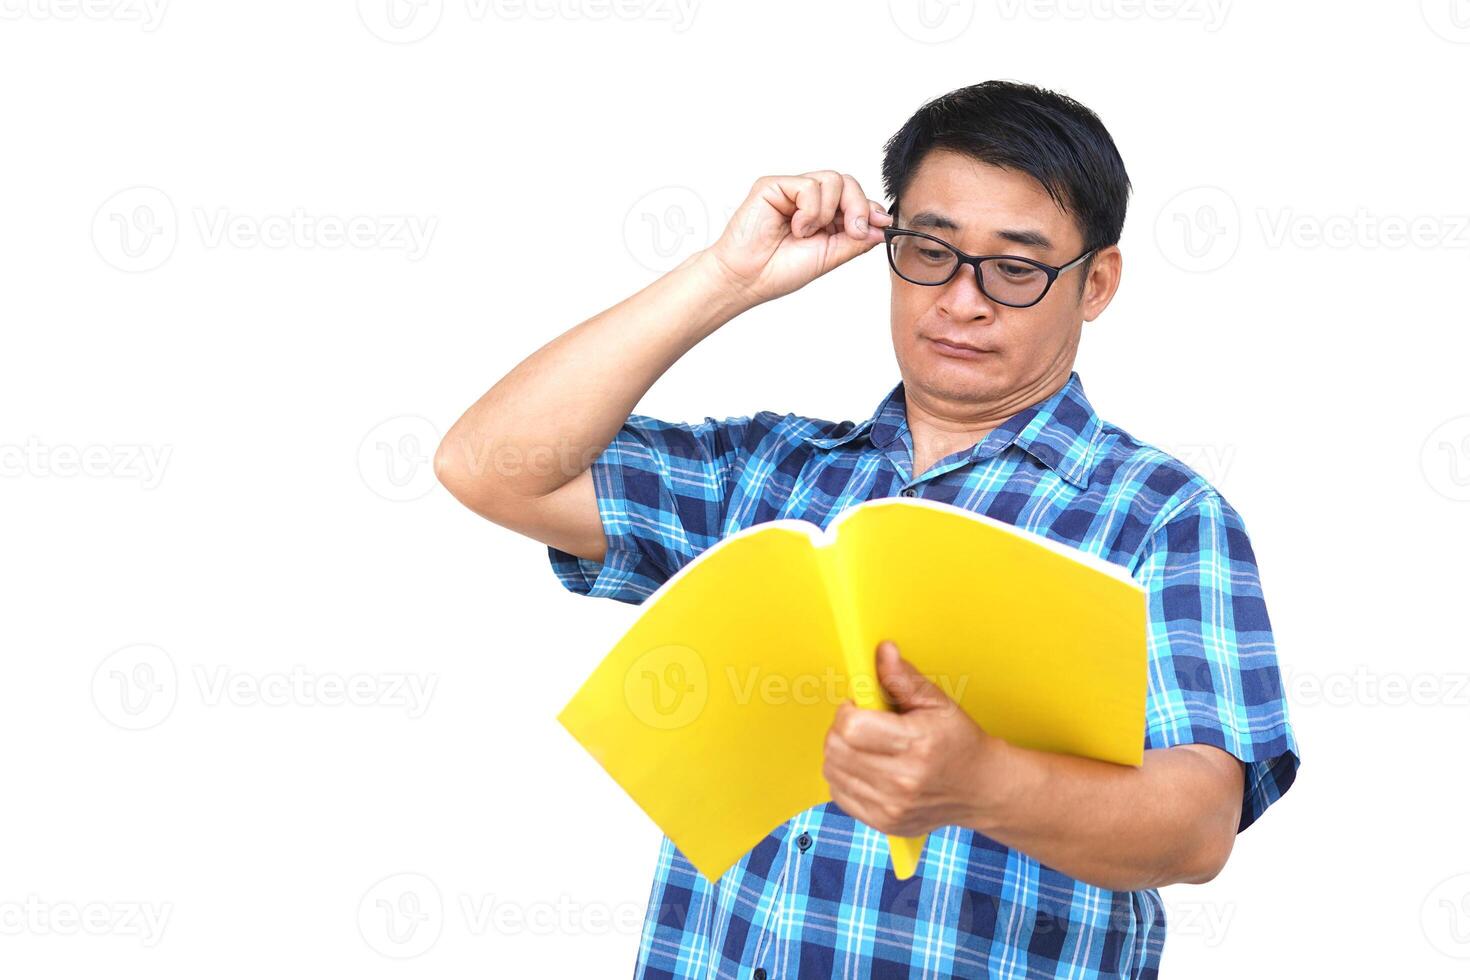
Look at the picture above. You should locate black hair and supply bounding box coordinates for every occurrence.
[880,80,1131,292]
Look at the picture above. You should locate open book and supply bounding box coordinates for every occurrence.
[556,495,1147,883]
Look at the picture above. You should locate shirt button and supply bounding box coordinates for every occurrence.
[797,832,812,852]
[901,488,917,497]
[753,970,768,980]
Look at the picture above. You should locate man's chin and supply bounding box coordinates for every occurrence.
[909,361,1011,404]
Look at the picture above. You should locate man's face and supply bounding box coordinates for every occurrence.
[889,148,1117,407]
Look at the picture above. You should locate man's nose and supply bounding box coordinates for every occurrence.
[935,263,997,322]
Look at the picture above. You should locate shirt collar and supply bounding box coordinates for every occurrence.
[801,371,1103,490]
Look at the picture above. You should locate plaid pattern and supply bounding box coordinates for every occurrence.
[549,371,1300,979]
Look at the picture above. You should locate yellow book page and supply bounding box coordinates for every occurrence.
[831,498,1147,765]
[556,522,843,884]
[816,532,929,881]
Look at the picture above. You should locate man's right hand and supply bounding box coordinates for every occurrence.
[699,171,894,308]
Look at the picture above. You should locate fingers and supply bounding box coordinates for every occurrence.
[840,173,875,237]
[824,756,883,807]
[781,171,891,241]
[781,171,837,237]
[774,175,823,238]
[812,172,841,237]
[830,700,913,755]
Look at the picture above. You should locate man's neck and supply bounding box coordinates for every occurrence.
[905,370,1071,479]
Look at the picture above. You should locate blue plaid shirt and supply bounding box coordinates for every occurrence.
[548,370,1300,979]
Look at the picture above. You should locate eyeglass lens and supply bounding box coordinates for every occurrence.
[888,233,1052,306]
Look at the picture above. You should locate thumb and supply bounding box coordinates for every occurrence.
[874,640,949,712]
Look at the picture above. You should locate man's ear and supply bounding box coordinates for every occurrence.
[1081,244,1122,322]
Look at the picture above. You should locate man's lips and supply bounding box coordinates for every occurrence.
[928,336,992,358]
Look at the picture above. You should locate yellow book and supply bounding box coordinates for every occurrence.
[556,496,1147,883]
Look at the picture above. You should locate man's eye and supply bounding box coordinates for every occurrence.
[918,248,950,262]
[997,262,1040,278]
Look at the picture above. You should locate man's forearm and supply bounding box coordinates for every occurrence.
[434,248,753,504]
[964,741,1245,892]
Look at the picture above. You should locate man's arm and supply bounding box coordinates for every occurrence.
[824,642,1244,893]
[433,248,752,563]
[434,172,892,561]
[968,738,1244,891]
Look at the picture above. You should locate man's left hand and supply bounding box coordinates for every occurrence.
[822,639,1007,838]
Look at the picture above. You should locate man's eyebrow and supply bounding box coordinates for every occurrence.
[905,210,1055,252]
[995,228,1055,252]
[907,210,962,232]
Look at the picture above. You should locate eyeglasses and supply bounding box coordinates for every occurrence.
[882,226,1095,308]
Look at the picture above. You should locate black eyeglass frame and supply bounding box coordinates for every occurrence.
[882,226,1096,309]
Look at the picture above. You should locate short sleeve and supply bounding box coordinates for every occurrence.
[1133,489,1300,832]
[547,412,759,605]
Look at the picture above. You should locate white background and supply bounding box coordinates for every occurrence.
[3,1,1468,976]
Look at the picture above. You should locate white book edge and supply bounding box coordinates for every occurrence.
[614,495,1141,616]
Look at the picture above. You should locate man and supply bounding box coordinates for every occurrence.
[435,80,1300,979]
